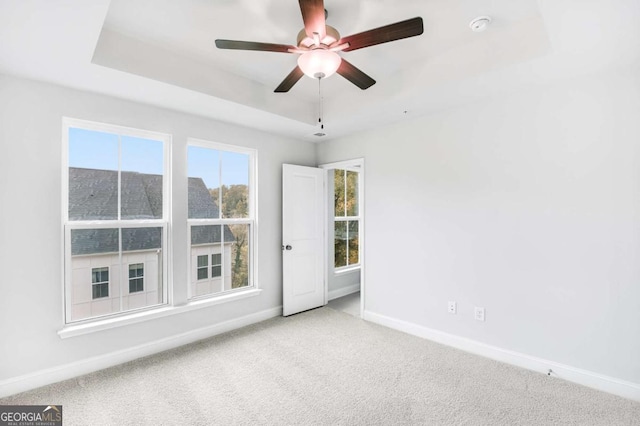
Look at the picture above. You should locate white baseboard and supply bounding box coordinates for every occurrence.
[0,306,282,399]
[363,310,640,402]
[328,284,360,301]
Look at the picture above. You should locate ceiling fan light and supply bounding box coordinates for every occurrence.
[297,49,342,79]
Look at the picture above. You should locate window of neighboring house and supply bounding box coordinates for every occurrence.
[197,255,209,280]
[211,253,222,278]
[334,169,360,269]
[129,263,144,293]
[64,118,169,323]
[187,139,256,299]
[92,267,109,299]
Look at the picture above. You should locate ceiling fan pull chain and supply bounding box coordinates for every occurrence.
[318,77,324,130]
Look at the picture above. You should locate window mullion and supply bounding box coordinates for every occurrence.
[343,169,347,217]
[221,223,226,292]
[218,152,223,220]
[118,134,122,221]
[117,134,123,313]
[343,165,349,265]
[219,152,226,293]
[118,228,123,313]
[346,219,350,266]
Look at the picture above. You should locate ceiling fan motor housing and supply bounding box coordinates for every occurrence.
[297,25,340,48]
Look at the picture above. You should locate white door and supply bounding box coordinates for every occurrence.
[282,164,325,316]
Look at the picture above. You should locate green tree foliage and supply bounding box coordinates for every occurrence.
[209,185,248,218]
[335,169,346,217]
[334,170,358,217]
[209,185,249,288]
[335,221,347,268]
[346,171,358,216]
[348,220,359,265]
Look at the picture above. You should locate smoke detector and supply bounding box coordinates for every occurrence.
[469,16,492,32]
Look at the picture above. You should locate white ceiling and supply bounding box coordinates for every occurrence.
[1,0,639,142]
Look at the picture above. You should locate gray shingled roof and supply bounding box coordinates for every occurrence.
[69,168,234,255]
[69,168,168,220]
[71,227,163,256]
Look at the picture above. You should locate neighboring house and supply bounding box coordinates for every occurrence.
[68,167,233,321]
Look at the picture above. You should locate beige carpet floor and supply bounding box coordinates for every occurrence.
[2,307,639,425]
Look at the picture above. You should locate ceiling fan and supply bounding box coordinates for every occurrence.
[215,0,424,93]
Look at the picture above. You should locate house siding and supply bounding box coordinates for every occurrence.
[70,250,162,321]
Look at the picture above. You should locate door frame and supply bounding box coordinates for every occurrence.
[319,158,365,318]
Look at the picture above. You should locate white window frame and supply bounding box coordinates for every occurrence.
[186,138,258,300]
[62,117,171,325]
[333,167,361,273]
[59,120,263,339]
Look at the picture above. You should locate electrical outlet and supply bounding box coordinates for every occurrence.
[448,301,457,314]
[474,307,485,322]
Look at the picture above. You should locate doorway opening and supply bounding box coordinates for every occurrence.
[320,158,364,318]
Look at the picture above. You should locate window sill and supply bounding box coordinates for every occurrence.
[58,288,262,339]
[335,265,361,275]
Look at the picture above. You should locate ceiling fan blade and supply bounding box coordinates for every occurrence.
[275,66,305,93]
[340,17,424,52]
[299,0,326,40]
[336,59,376,90]
[215,39,296,53]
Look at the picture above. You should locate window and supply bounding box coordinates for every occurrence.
[62,119,260,331]
[188,140,256,299]
[334,169,360,269]
[197,255,208,280]
[211,253,222,278]
[129,263,144,293]
[64,118,169,323]
[92,267,109,299]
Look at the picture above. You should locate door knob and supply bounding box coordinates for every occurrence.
[285,245,292,250]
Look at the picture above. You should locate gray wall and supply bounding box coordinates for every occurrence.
[0,74,316,381]
[317,65,640,385]
[328,270,360,297]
